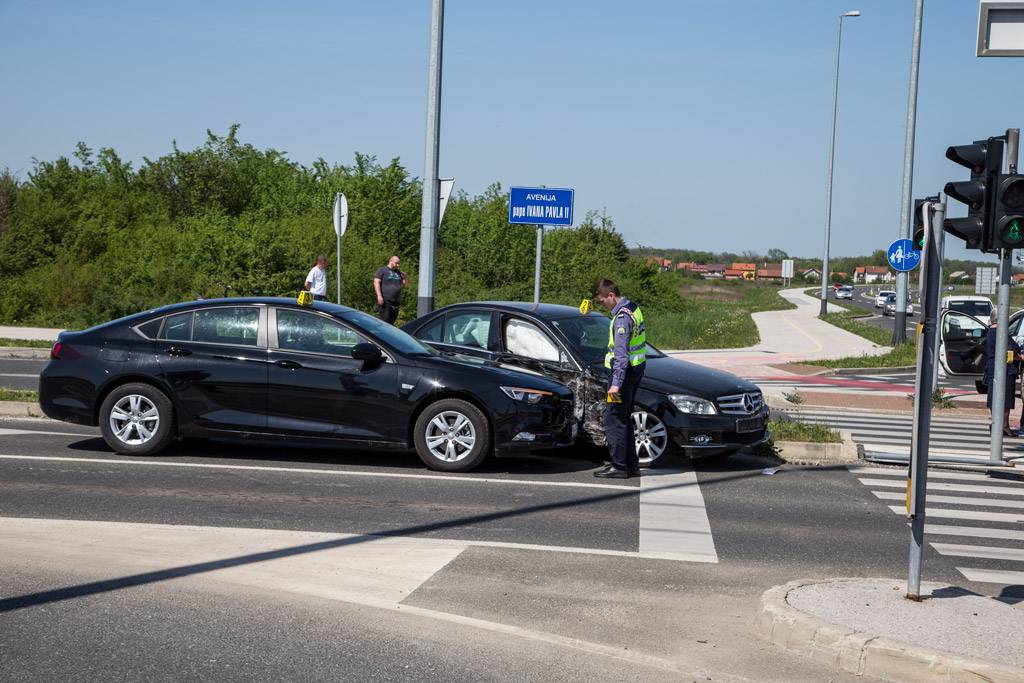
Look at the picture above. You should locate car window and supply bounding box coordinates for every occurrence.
[193,307,260,346]
[159,312,193,341]
[505,318,560,362]
[442,311,491,349]
[418,316,444,342]
[276,309,366,357]
[948,301,992,317]
[943,312,987,341]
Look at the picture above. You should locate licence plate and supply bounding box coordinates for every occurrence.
[736,416,764,433]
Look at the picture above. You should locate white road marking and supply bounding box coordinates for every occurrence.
[932,543,1024,562]
[859,477,1024,496]
[638,467,718,563]
[0,373,38,378]
[0,454,636,491]
[852,466,1018,483]
[925,524,1024,541]
[956,568,1024,585]
[872,490,1024,509]
[887,504,1024,523]
[0,428,95,437]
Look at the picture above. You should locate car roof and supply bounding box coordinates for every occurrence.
[434,301,606,320]
[942,295,991,302]
[146,297,357,316]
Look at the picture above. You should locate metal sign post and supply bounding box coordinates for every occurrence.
[907,198,942,600]
[332,193,348,304]
[416,0,445,317]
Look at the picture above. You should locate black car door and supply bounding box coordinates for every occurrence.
[265,307,404,442]
[154,305,269,433]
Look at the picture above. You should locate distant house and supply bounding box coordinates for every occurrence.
[757,264,784,281]
[661,258,673,271]
[676,261,697,272]
[701,263,727,279]
[801,267,821,281]
[1013,273,1024,285]
[854,266,893,284]
[724,268,745,280]
[731,262,757,273]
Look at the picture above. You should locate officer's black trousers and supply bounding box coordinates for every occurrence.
[605,365,645,472]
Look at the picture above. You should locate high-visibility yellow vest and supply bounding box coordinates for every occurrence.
[605,302,646,369]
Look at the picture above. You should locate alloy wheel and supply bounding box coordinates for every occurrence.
[424,410,477,463]
[108,394,160,446]
[633,409,669,466]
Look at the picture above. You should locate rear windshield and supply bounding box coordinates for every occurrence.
[948,301,991,317]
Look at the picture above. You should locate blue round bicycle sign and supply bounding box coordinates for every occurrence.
[887,238,920,272]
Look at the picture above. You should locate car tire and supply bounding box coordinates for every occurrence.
[413,398,491,472]
[99,382,175,456]
[633,408,672,468]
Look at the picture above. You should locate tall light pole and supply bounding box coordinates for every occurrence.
[820,10,861,316]
[893,0,924,344]
[417,0,444,317]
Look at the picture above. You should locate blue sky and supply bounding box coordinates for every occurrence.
[2,1,1021,260]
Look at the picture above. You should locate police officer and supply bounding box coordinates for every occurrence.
[593,278,646,478]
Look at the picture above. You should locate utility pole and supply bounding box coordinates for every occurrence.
[894,0,924,344]
[416,0,444,317]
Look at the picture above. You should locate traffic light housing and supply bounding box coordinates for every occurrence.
[912,198,927,251]
[993,174,1024,249]
[943,137,1004,251]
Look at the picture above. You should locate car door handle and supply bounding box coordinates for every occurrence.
[275,360,302,369]
[167,347,192,357]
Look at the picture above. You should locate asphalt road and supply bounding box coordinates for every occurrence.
[0,358,44,390]
[817,284,919,338]
[2,417,1018,680]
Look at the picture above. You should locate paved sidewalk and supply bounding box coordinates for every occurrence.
[0,326,64,342]
[668,288,887,378]
[760,577,1024,681]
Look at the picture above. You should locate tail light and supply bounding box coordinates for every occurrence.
[49,342,80,360]
[50,342,63,359]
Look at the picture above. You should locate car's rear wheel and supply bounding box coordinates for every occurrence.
[99,383,175,456]
[633,408,671,468]
[413,399,491,472]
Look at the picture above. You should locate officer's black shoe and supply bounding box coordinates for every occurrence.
[594,467,633,479]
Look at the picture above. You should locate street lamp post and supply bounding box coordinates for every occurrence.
[819,10,861,316]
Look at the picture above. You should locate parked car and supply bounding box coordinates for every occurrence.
[835,286,854,300]
[38,298,577,472]
[875,290,896,308]
[882,294,914,317]
[402,302,770,466]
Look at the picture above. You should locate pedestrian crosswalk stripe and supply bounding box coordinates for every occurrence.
[956,568,1024,585]
[886,504,1024,524]
[859,477,1024,496]
[872,490,1024,509]
[925,524,1024,541]
[851,466,1019,483]
[931,543,1024,562]
[789,410,995,426]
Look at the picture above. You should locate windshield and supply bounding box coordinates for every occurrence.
[344,310,437,356]
[551,314,664,364]
[948,300,992,317]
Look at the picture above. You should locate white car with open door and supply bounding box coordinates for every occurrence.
[938,308,1024,388]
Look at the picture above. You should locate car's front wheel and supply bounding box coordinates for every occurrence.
[413,399,491,472]
[99,383,175,456]
[633,408,671,468]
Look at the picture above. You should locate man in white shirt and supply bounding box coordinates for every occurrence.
[303,255,328,301]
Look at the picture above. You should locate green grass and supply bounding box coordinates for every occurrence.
[806,296,919,368]
[0,338,53,348]
[648,282,795,350]
[0,389,38,402]
[768,419,842,443]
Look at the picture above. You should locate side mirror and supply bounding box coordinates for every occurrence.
[352,342,383,363]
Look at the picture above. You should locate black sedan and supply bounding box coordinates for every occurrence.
[402,302,769,466]
[39,298,576,472]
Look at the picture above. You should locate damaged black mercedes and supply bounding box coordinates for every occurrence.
[403,302,770,467]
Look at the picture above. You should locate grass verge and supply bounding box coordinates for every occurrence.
[808,297,918,369]
[0,338,53,348]
[649,280,795,349]
[768,418,842,443]
[0,389,38,402]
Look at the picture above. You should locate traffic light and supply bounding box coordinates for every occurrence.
[992,174,1024,249]
[943,138,1004,251]
[912,198,927,251]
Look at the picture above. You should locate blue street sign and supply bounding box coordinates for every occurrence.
[887,238,921,272]
[508,187,574,226]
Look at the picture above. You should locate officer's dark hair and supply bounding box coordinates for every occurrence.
[594,279,620,297]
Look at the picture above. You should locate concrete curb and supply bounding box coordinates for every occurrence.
[0,401,43,418]
[0,347,49,359]
[775,431,861,465]
[824,365,916,376]
[758,579,1024,682]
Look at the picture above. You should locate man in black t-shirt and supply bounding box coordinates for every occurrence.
[373,255,407,324]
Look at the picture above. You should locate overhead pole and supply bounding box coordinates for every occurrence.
[894,0,925,344]
[417,0,444,317]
